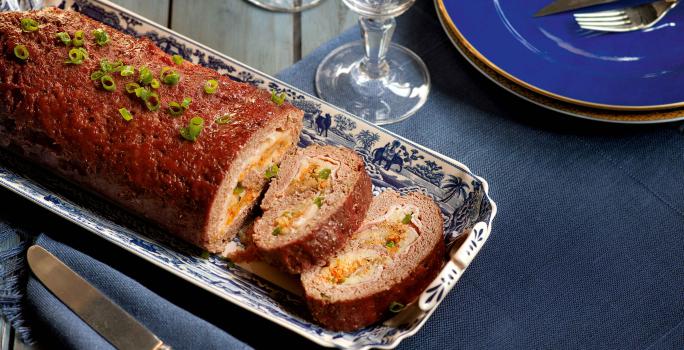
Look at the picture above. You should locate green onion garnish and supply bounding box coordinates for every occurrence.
[270,89,286,106]
[264,164,279,179]
[150,78,160,89]
[318,168,331,180]
[313,196,324,208]
[181,97,192,109]
[144,93,160,111]
[401,213,412,224]
[65,47,87,65]
[272,227,282,236]
[72,30,85,47]
[385,241,396,248]
[180,116,204,141]
[168,102,184,117]
[125,82,141,94]
[92,28,109,46]
[233,184,245,196]
[110,60,124,71]
[13,44,29,61]
[389,301,405,313]
[200,251,210,259]
[215,113,233,125]
[100,75,116,92]
[204,79,218,94]
[134,86,151,100]
[138,66,153,85]
[160,67,180,85]
[172,54,183,65]
[56,32,71,46]
[118,107,133,122]
[100,59,113,73]
[120,65,134,77]
[90,70,105,81]
[20,18,39,32]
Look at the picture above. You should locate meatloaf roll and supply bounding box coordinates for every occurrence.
[252,145,372,274]
[301,190,445,331]
[0,9,303,252]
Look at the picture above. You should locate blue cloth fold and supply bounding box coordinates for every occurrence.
[1,1,683,349]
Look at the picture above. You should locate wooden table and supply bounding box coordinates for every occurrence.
[0,1,355,348]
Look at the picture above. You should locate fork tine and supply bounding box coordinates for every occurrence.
[573,14,628,22]
[574,19,631,26]
[578,24,638,32]
[573,10,625,18]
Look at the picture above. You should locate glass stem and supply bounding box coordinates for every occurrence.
[358,16,396,80]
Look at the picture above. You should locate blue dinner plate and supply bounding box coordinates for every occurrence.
[438,0,684,110]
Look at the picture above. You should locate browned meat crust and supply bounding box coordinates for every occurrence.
[0,8,303,251]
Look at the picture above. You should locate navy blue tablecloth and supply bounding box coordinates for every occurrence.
[1,1,683,349]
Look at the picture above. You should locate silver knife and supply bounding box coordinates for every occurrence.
[535,0,619,16]
[27,245,169,350]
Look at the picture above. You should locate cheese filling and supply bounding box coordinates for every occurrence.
[321,205,422,285]
[224,131,292,227]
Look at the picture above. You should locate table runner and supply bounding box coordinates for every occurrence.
[1,1,682,349]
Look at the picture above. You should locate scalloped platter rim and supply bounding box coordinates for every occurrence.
[0,0,497,349]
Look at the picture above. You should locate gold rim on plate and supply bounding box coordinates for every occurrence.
[435,0,684,123]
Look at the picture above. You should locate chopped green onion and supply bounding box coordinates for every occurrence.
[90,70,105,81]
[134,86,151,100]
[65,47,87,65]
[318,168,331,180]
[180,116,204,141]
[215,113,233,125]
[20,18,39,32]
[204,79,218,94]
[272,227,282,236]
[401,213,412,225]
[389,301,405,313]
[160,67,180,85]
[172,54,183,65]
[264,164,279,179]
[150,78,160,89]
[222,256,237,268]
[181,97,192,109]
[118,107,133,122]
[200,251,210,259]
[100,59,113,73]
[72,30,85,47]
[120,65,134,77]
[313,196,324,208]
[100,75,116,92]
[92,28,109,46]
[110,60,124,71]
[138,66,153,85]
[144,92,160,111]
[56,32,71,46]
[167,102,184,117]
[125,82,141,94]
[270,89,286,106]
[13,44,29,61]
[385,241,396,248]
[233,183,245,196]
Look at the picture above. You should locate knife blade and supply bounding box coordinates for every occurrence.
[534,0,619,16]
[27,245,169,350]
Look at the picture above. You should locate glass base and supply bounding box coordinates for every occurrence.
[315,41,430,125]
[245,0,322,12]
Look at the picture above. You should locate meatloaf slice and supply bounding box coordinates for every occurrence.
[252,145,372,274]
[300,190,445,331]
[0,8,303,252]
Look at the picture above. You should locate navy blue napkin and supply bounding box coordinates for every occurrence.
[276,1,684,349]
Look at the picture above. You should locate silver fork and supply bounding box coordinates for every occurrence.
[574,0,679,32]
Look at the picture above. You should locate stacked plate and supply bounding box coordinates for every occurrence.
[435,0,684,123]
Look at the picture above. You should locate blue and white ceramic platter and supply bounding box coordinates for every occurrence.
[0,1,496,348]
[440,0,684,110]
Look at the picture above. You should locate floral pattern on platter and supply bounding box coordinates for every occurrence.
[0,1,497,349]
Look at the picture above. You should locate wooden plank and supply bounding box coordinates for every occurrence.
[301,0,356,57]
[109,0,171,27]
[171,0,294,75]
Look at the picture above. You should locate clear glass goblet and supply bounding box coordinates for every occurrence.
[315,0,429,125]
[245,0,323,12]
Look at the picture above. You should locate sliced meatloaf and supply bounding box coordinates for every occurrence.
[252,145,372,274]
[0,8,303,252]
[301,190,445,331]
